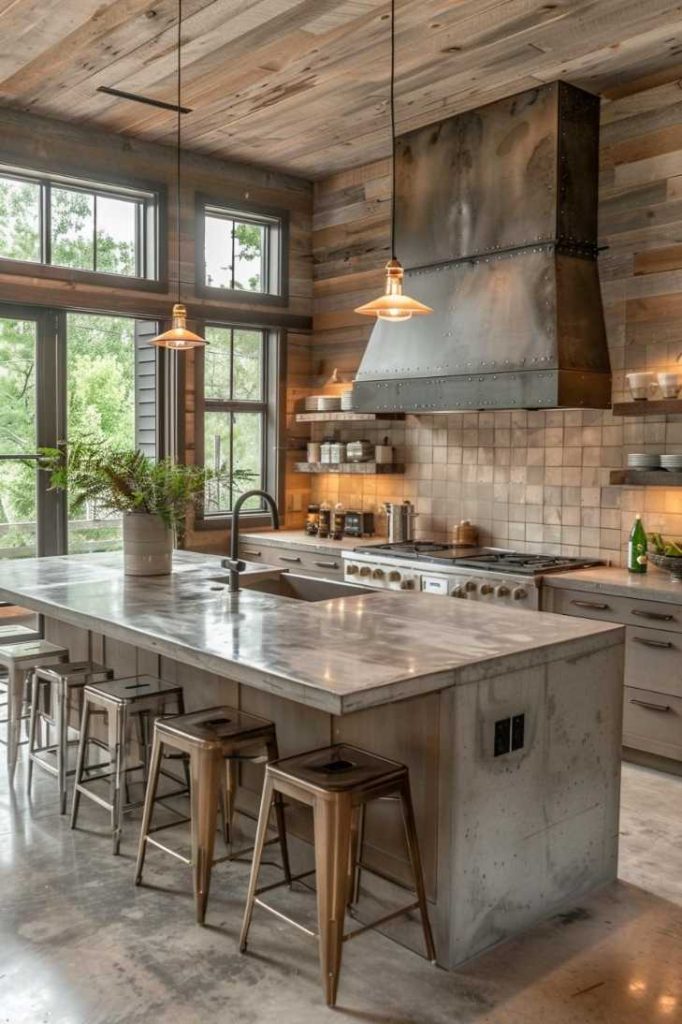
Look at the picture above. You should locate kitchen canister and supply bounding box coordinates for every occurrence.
[329,441,346,464]
[307,441,321,464]
[453,519,479,546]
[346,439,374,462]
[375,435,394,464]
[385,501,418,543]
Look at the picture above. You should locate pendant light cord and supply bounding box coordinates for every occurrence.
[176,0,182,305]
[390,0,396,261]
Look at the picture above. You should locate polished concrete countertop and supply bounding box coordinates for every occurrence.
[239,528,386,556]
[0,551,623,715]
[546,565,682,605]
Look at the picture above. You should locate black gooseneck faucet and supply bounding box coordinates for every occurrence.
[221,489,280,593]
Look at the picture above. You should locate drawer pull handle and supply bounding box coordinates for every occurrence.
[570,600,610,611]
[315,561,339,569]
[629,698,672,713]
[631,609,674,622]
[279,555,302,564]
[241,549,262,558]
[633,636,674,650]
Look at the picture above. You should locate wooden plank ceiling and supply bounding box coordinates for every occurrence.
[0,0,681,179]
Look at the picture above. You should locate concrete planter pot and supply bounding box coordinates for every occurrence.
[122,512,173,577]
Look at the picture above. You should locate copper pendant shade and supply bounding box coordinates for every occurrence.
[355,258,432,322]
[354,0,432,324]
[150,0,205,350]
[149,304,205,350]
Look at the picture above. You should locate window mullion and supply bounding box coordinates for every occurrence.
[93,194,98,272]
[43,182,52,265]
[230,219,236,291]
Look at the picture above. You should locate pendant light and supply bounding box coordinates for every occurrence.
[355,0,432,323]
[151,0,205,349]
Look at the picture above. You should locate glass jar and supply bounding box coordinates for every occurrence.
[318,502,331,538]
[305,503,320,535]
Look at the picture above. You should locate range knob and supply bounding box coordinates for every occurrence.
[346,564,359,575]
[359,566,372,577]
[512,587,528,601]
[496,585,510,597]
[464,580,477,592]
[388,570,401,582]
[372,568,385,580]
[480,583,494,595]
[400,579,414,591]
[451,586,467,598]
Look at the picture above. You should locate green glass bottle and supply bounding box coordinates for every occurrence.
[628,514,648,574]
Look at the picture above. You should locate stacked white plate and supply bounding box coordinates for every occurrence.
[661,454,682,471]
[304,395,342,412]
[627,453,661,470]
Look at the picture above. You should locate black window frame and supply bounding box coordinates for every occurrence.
[196,193,289,307]
[0,301,165,560]
[0,164,166,293]
[194,322,285,530]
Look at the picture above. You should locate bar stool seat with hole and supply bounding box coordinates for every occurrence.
[71,674,185,854]
[0,639,68,780]
[27,661,114,812]
[135,705,291,925]
[239,743,436,1007]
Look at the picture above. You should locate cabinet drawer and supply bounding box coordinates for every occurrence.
[625,626,682,700]
[239,542,343,580]
[623,685,682,761]
[550,587,682,633]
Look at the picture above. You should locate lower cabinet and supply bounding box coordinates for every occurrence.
[238,540,344,580]
[545,586,682,763]
[624,686,682,762]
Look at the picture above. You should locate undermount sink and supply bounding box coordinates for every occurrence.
[209,573,368,602]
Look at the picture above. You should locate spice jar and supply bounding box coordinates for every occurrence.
[318,501,331,538]
[332,503,345,540]
[305,503,320,536]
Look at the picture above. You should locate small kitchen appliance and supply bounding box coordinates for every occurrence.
[344,510,375,538]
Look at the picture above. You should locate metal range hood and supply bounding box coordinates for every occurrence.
[352,82,611,413]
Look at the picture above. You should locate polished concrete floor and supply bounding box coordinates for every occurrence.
[2,757,682,1024]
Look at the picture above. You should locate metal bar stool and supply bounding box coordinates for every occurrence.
[27,661,114,812]
[135,705,291,925]
[239,743,436,1007]
[0,623,38,733]
[0,639,69,779]
[71,675,185,854]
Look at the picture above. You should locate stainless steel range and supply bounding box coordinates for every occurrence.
[343,543,602,610]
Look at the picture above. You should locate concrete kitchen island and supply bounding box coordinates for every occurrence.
[0,551,625,969]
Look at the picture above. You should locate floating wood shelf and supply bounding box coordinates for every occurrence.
[610,470,682,486]
[295,411,404,423]
[612,400,682,417]
[294,462,404,475]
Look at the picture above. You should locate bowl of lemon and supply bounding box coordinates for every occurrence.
[648,534,682,581]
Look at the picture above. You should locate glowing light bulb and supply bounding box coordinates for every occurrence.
[355,259,432,321]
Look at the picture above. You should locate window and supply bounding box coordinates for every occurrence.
[202,325,274,516]
[66,313,159,552]
[199,199,287,302]
[0,302,160,561]
[0,168,159,280]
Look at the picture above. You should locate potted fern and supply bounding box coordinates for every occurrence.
[39,439,245,577]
